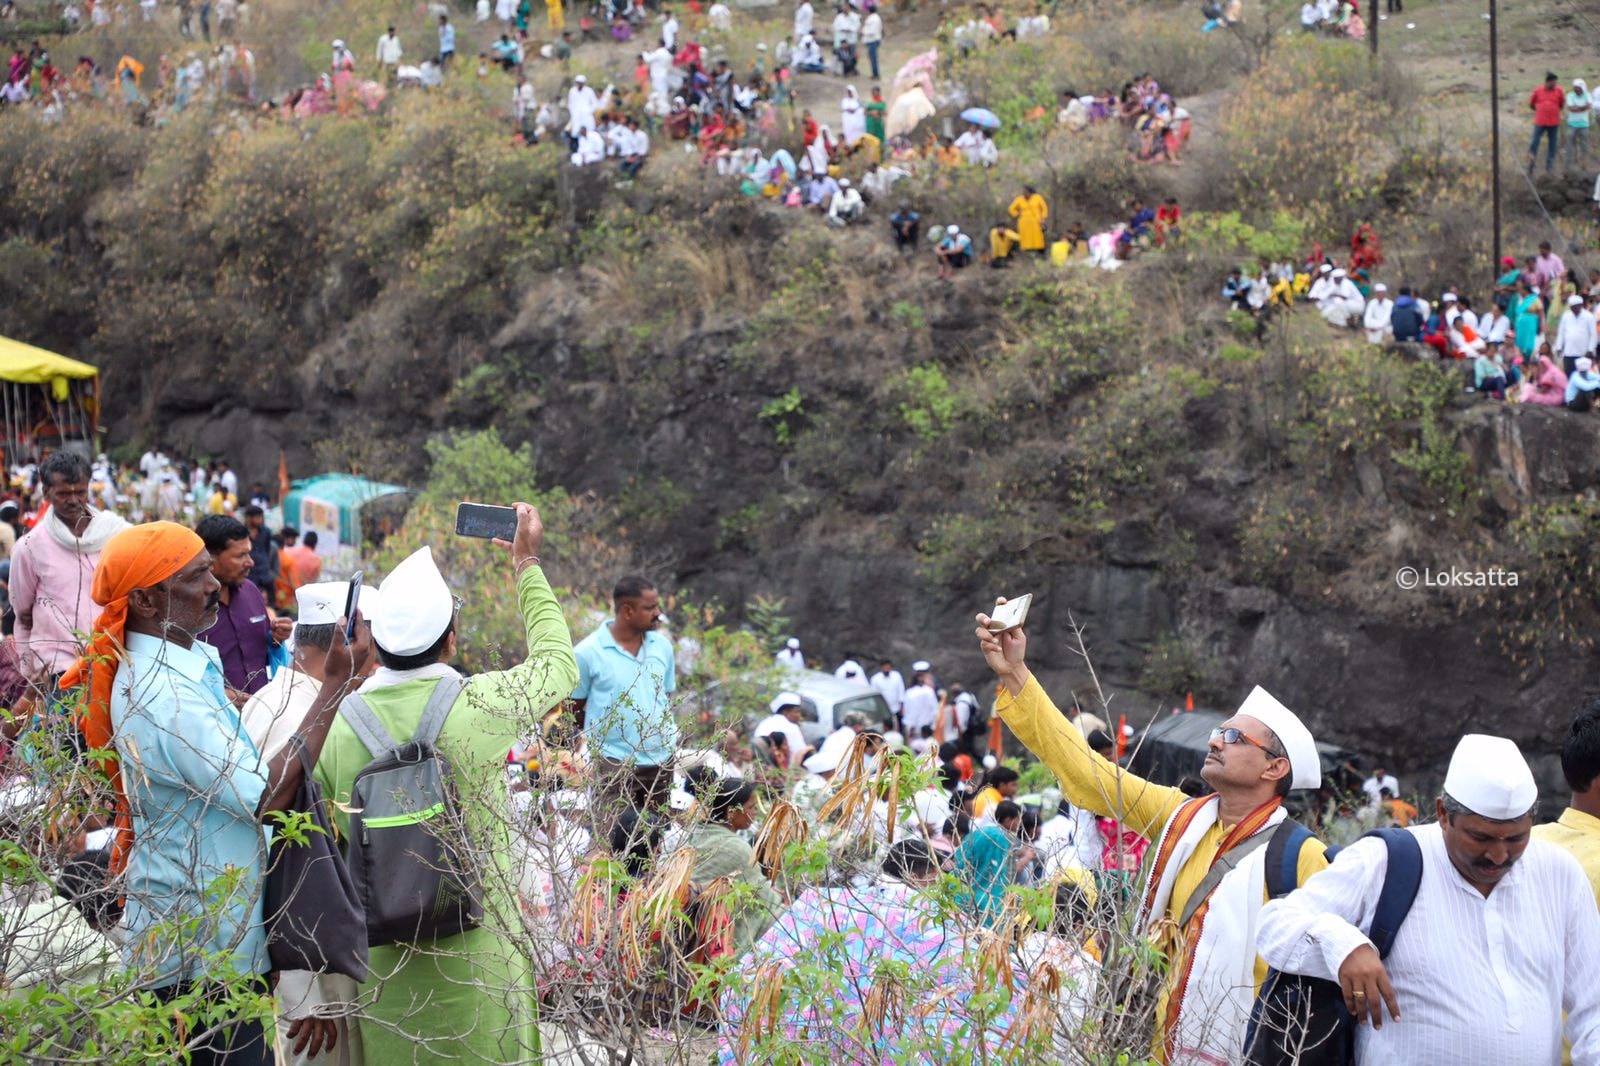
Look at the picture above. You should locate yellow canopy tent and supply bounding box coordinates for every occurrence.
[0,336,101,465]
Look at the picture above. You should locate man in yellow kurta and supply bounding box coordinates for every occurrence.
[547,0,565,32]
[974,601,1329,1064]
[1007,184,1048,253]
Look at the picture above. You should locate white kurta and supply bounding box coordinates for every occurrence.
[840,93,865,144]
[642,46,673,106]
[793,1,813,41]
[1363,297,1394,344]
[775,648,806,669]
[1258,824,1600,1066]
[565,84,599,135]
[900,684,939,735]
[239,665,319,760]
[869,669,905,713]
[1320,279,1363,327]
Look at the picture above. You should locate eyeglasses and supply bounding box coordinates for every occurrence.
[1210,726,1286,761]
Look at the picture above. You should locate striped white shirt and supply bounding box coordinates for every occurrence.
[1257,822,1600,1065]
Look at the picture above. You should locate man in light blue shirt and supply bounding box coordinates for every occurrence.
[571,575,676,828]
[68,521,358,1064]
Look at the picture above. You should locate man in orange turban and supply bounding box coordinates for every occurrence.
[61,522,359,1061]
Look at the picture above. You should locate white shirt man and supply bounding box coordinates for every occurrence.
[514,79,536,124]
[626,124,650,160]
[775,637,806,670]
[642,44,673,107]
[219,466,238,497]
[834,658,867,684]
[661,11,679,49]
[1319,269,1364,328]
[571,127,606,166]
[953,126,985,164]
[754,693,809,761]
[827,179,864,225]
[861,163,904,200]
[794,33,822,68]
[1363,284,1394,344]
[1360,770,1400,802]
[973,134,999,167]
[1307,263,1334,304]
[604,119,632,157]
[831,6,861,45]
[869,662,905,715]
[376,29,403,67]
[793,0,813,42]
[901,675,939,737]
[861,10,882,43]
[1479,307,1511,347]
[565,77,599,136]
[1035,788,1102,875]
[138,448,165,480]
[1555,295,1598,361]
[240,581,376,1066]
[1258,734,1600,1066]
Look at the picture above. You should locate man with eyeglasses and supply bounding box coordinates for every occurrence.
[974,599,1329,1065]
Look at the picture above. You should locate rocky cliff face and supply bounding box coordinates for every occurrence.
[109,260,1597,805]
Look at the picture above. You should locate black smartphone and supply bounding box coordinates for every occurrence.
[455,502,518,542]
[343,571,363,642]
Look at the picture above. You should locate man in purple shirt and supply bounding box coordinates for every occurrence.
[195,514,291,699]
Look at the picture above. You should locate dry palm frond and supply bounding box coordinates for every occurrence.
[1002,960,1062,1050]
[752,800,808,880]
[975,900,1034,996]
[833,732,881,786]
[570,862,619,949]
[736,958,787,1062]
[691,875,738,960]
[860,970,907,1042]
[617,847,696,972]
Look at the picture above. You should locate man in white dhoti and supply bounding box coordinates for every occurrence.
[1259,733,1600,1066]
[1363,283,1394,344]
[1319,267,1364,327]
[564,74,599,145]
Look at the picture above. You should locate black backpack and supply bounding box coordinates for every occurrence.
[1242,825,1424,1066]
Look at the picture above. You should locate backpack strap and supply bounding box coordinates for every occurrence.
[338,692,400,760]
[1261,817,1314,900]
[413,674,468,749]
[1364,827,1424,959]
[1177,822,1277,930]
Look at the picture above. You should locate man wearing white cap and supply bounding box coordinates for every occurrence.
[775,636,806,670]
[312,504,577,1064]
[870,658,906,719]
[1363,282,1394,344]
[1555,292,1598,373]
[564,74,599,146]
[974,601,1330,1063]
[1319,267,1365,327]
[1307,262,1335,305]
[1259,734,1600,1066]
[754,691,811,765]
[833,653,867,684]
[242,581,380,761]
[240,580,381,1066]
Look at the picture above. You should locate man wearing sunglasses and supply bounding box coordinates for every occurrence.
[974,599,1328,1064]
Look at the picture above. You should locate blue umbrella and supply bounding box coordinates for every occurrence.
[960,106,1000,130]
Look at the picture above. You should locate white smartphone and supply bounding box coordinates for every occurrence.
[986,594,1032,632]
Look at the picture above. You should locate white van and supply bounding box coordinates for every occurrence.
[784,669,893,747]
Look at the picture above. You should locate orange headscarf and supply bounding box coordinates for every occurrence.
[60,522,206,877]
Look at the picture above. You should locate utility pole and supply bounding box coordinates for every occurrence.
[1369,0,1378,57]
[1489,0,1503,274]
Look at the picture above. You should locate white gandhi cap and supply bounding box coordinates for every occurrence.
[786,637,800,649]
[1444,734,1536,819]
[769,691,802,714]
[1569,294,1585,306]
[370,547,454,657]
[295,581,346,625]
[1236,685,1320,791]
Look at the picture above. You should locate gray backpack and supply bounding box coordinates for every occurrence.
[338,675,484,947]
